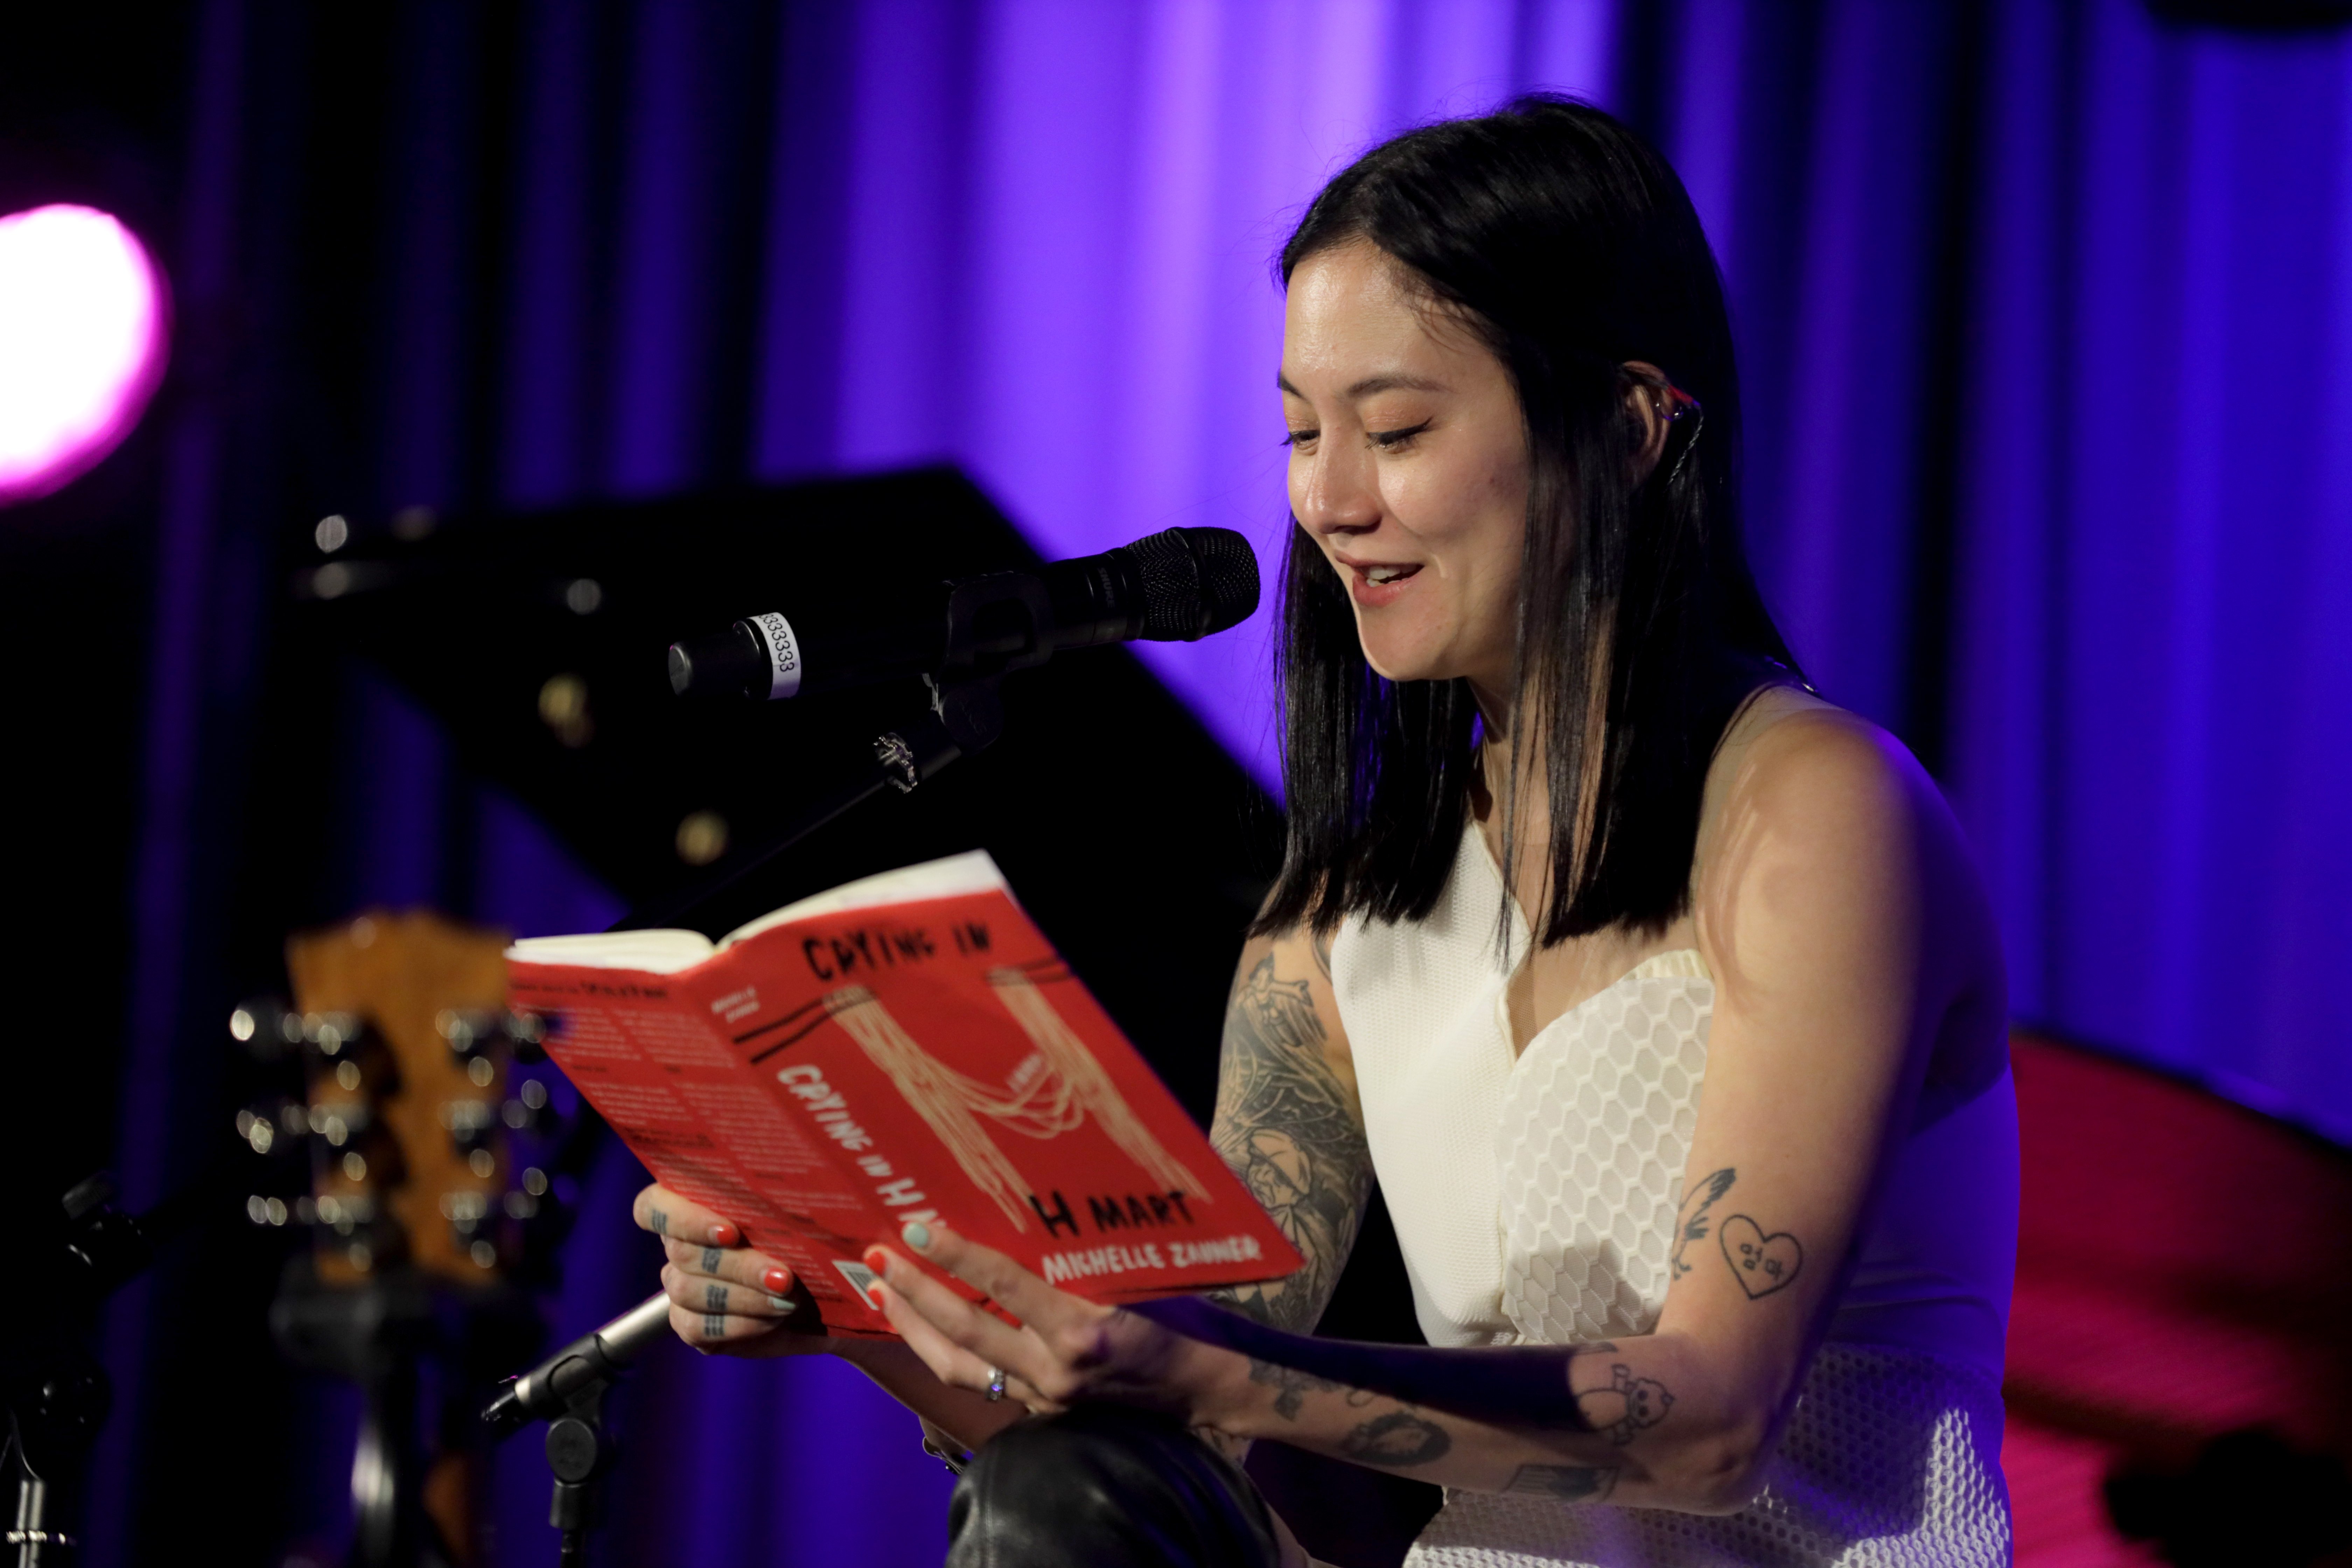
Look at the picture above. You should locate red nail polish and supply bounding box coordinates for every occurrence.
[862,1245,889,1274]
[762,1267,793,1294]
[709,1222,740,1246]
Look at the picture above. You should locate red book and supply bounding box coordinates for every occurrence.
[508,853,1300,1337]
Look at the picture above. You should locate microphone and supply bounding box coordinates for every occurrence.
[482,1290,672,1437]
[665,525,1259,701]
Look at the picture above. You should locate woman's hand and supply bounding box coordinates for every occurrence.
[872,1227,1325,1563]
[632,1183,825,1358]
[863,1220,1227,1423]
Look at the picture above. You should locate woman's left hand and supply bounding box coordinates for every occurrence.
[863,1220,1224,1422]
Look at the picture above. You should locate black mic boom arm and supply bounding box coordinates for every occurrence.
[665,525,1258,702]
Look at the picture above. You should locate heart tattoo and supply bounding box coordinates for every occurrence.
[1718,1216,1804,1298]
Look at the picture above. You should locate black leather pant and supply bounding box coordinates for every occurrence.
[943,1407,1282,1568]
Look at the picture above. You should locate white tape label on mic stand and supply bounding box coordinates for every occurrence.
[751,611,802,699]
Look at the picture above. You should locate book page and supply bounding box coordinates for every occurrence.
[718,849,1009,947]
[504,929,714,974]
[500,851,1006,975]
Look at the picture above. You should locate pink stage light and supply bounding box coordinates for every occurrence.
[0,204,170,507]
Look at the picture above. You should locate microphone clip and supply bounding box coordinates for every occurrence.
[483,1290,671,1557]
[939,572,1058,685]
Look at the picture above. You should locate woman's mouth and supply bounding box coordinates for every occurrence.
[1345,560,1422,607]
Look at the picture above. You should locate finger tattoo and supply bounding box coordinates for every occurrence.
[706,1282,728,1313]
[701,1246,723,1273]
[649,1209,668,1236]
[703,1312,726,1338]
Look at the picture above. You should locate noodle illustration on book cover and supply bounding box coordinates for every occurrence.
[825,965,1205,1232]
[508,851,1297,1337]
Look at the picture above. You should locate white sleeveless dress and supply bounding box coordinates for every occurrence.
[1330,821,2018,1567]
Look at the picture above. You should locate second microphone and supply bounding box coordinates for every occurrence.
[666,525,1259,702]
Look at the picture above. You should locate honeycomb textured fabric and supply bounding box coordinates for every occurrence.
[1410,1345,2010,1567]
[1332,820,2016,1566]
[1498,950,1714,1344]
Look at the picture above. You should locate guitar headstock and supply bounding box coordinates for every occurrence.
[232,910,567,1286]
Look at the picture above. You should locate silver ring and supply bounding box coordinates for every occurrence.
[984,1366,1007,1402]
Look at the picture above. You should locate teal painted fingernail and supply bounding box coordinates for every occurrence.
[767,1294,796,1313]
[901,1220,932,1251]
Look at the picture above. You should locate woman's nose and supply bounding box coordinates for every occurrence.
[1295,444,1380,537]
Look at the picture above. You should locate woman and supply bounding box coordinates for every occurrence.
[633,97,2018,1567]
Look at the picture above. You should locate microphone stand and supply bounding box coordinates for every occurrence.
[480,1293,670,1567]
[6,1168,219,1568]
[488,677,1007,1562]
[616,676,1005,933]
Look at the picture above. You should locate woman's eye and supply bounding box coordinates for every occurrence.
[1369,420,1431,450]
[1283,429,1319,449]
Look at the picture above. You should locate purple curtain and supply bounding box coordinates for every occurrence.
[1947,0,2352,1140]
[99,1,2352,1563]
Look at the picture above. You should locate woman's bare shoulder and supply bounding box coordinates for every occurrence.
[1695,687,2003,1016]
[1702,687,1958,858]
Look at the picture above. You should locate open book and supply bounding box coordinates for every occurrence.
[509,852,1301,1337]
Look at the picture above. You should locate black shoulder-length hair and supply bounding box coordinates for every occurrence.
[1253,95,1799,946]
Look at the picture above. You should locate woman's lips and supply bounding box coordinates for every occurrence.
[1345,560,1422,609]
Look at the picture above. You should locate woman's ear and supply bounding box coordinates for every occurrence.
[1621,360,1674,483]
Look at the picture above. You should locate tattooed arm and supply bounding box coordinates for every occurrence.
[1180,924,1733,1504]
[1201,923,1372,1338]
[1145,710,2000,1510]
[860,705,2006,1517]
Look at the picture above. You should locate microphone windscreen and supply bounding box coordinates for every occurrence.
[1120,527,1261,641]
[1189,527,1260,636]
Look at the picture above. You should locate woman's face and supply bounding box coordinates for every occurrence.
[1281,240,1531,697]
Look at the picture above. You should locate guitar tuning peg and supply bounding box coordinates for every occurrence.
[436,1008,506,1058]
[303,1012,365,1055]
[230,997,303,1061]
[499,1077,552,1134]
[310,1192,380,1233]
[512,1164,577,1284]
[234,1107,272,1154]
[439,1097,498,1152]
[305,1102,372,1144]
[504,1009,549,1062]
[235,1100,309,1156]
